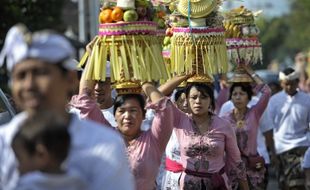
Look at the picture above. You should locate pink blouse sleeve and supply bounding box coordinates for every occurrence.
[252,84,271,121]
[224,123,247,181]
[69,94,111,127]
[146,97,174,151]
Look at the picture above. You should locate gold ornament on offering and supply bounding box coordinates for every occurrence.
[178,80,187,88]
[187,74,214,84]
[113,80,142,94]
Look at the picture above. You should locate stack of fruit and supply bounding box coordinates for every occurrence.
[98,0,168,26]
[164,0,227,83]
[223,6,262,66]
[79,0,170,94]
[154,5,169,44]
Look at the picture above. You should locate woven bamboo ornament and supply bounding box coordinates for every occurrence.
[78,21,169,94]
[170,27,228,80]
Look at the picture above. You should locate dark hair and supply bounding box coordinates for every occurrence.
[174,88,185,102]
[113,94,146,116]
[282,67,295,75]
[185,83,215,111]
[229,82,253,100]
[12,112,70,164]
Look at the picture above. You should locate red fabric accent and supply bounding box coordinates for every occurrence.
[165,158,183,173]
[184,168,227,190]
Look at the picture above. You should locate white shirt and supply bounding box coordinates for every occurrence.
[0,112,135,190]
[141,109,155,131]
[165,130,181,162]
[219,96,272,164]
[302,147,310,169]
[70,106,117,128]
[303,147,310,169]
[101,105,117,127]
[15,171,86,190]
[266,91,310,154]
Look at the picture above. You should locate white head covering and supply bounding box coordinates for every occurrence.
[279,71,300,81]
[0,24,76,71]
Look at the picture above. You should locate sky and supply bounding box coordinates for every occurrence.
[221,0,291,18]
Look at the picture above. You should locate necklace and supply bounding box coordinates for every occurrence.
[233,109,247,129]
[236,120,245,128]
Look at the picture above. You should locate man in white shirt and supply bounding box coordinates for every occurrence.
[0,24,134,190]
[265,67,310,189]
[70,60,118,127]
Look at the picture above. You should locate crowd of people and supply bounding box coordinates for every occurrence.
[0,24,309,190]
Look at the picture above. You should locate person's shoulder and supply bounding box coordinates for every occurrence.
[69,115,123,145]
[297,91,310,105]
[15,171,44,190]
[269,91,285,102]
[17,171,87,190]
[298,91,310,99]
[0,112,28,143]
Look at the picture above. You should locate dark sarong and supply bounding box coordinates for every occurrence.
[277,147,307,190]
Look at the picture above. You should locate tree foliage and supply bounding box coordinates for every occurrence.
[0,0,65,92]
[258,0,310,68]
[0,0,65,47]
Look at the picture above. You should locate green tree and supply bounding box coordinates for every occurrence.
[0,0,65,92]
[0,0,65,46]
[257,0,310,68]
[285,0,310,52]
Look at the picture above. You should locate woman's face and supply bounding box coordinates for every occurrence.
[175,93,188,113]
[231,86,249,109]
[187,87,210,116]
[115,98,144,138]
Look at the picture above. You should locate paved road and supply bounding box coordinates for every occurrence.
[267,167,280,190]
[267,178,279,190]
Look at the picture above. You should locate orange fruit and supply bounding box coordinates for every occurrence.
[111,7,124,22]
[157,11,166,18]
[99,9,113,23]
